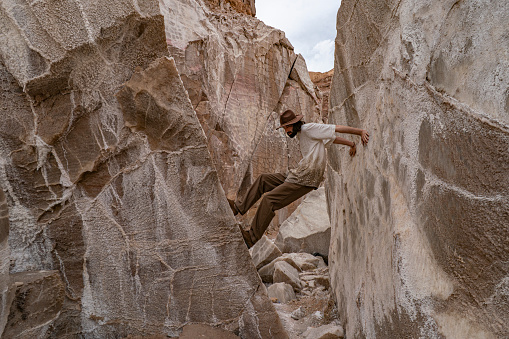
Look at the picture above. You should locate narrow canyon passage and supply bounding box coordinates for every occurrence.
[0,0,508,338]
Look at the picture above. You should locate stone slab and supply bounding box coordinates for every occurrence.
[275,187,331,258]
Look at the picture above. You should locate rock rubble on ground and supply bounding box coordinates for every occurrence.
[258,252,325,284]
[250,230,340,338]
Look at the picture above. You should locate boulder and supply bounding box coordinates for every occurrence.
[273,261,302,292]
[250,235,282,270]
[267,283,296,303]
[275,187,331,258]
[328,0,509,338]
[286,253,326,271]
[258,253,324,283]
[302,324,344,339]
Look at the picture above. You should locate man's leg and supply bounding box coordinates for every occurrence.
[234,173,286,215]
[249,182,314,242]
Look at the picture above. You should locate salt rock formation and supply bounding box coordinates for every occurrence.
[160,0,321,227]
[0,1,290,337]
[327,0,509,338]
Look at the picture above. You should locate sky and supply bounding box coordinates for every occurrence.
[256,0,341,72]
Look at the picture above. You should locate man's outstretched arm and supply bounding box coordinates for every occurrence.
[332,126,370,156]
[333,136,357,156]
[334,125,369,145]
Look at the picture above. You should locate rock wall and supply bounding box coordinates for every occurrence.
[0,0,300,337]
[327,0,509,338]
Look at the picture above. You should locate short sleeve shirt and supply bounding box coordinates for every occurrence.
[285,123,336,188]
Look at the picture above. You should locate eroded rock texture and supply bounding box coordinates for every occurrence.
[0,1,290,337]
[161,0,321,228]
[327,0,509,338]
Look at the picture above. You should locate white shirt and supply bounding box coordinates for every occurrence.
[285,123,336,188]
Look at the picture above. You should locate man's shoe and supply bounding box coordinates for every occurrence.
[238,224,254,249]
[228,198,239,216]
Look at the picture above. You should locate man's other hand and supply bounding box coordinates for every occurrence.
[349,142,357,157]
[361,130,369,146]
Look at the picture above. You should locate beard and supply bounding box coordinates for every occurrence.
[287,129,298,138]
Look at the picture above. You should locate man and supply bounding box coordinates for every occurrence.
[229,110,369,248]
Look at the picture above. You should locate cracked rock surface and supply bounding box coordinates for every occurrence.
[0,1,296,337]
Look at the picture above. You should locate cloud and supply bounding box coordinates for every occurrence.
[308,39,335,72]
[256,0,340,72]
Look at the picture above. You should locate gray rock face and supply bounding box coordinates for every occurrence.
[328,0,509,338]
[0,1,290,337]
[275,187,331,257]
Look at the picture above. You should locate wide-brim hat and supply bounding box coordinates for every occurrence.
[276,109,303,130]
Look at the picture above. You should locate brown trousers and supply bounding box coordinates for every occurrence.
[234,173,314,243]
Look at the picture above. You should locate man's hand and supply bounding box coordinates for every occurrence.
[361,130,369,146]
[349,142,356,157]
